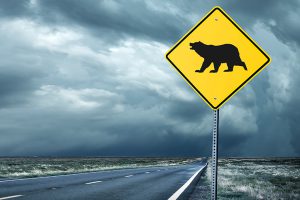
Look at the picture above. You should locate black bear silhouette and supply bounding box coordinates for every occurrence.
[190,41,247,73]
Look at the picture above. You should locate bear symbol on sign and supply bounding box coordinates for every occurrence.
[190,41,247,73]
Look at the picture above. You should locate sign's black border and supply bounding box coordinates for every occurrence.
[165,7,271,110]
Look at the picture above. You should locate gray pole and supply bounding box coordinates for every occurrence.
[211,109,219,200]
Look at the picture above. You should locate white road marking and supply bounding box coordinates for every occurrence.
[85,180,103,185]
[0,195,23,200]
[168,163,207,200]
[145,172,150,174]
[124,175,133,178]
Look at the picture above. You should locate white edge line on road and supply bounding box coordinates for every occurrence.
[0,195,23,200]
[124,175,133,178]
[168,163,208,200]
[85,180,102,185]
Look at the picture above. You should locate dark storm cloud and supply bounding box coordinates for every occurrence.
[56,133,212,157]
[0,93,210,156]
[1,0,299,46]
[0,0,299,157]
[220,0,300,46]
[42,0,178,40]
[14,0,195,44]
[36,0,300,47]
[0,72,34,107]
[166,99,209,122]
[0,0,32,17]
[276,56,300,155]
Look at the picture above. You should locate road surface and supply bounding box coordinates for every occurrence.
[0,160,207,200]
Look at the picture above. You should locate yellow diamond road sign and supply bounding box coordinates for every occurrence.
[165,7,271,110]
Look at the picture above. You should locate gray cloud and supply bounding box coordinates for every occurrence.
[220,0,300,47]
[0,0,299,157]
[0,0,32,17]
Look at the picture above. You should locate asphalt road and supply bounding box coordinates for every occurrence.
[0,160,207,200]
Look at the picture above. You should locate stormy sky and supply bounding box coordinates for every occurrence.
[0,0,299,157]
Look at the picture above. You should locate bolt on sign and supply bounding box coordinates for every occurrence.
[165,7,271,110]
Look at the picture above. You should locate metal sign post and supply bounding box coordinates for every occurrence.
[211,109,219,200]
